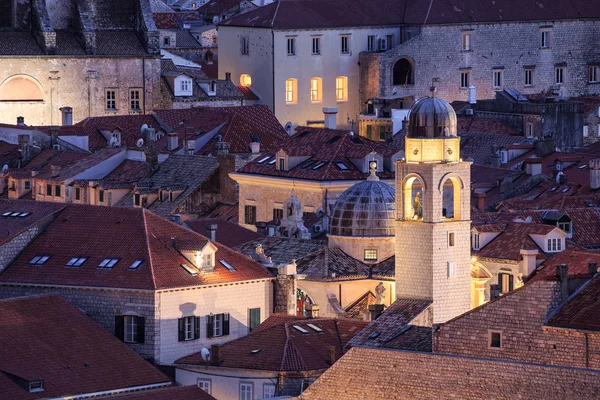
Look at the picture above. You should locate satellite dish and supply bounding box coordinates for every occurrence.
[136,138,144,147]
[140,124,149,134]
[201,347,211,362]
[2,164,8,174]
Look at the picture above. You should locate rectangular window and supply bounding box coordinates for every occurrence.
[540,30,550,48]
[366,125,373,139]
[99,258,119,268]
[590,65,599,83]
[181,79,190,92]
[498,273,514,294]
[285,79,296,104]
[386,34,393,50]
[263,384,276,398]
[124,315,138,343]
[460,71,470,88]
[379,125,386,141]
[526,123,534,137]
[447,262,456,278]
[163,37,170,46]
[240,383,253,400]
[341,35,350,54]
[310,78,322,103]
[598,124,600,136]
[130,89,141,110]
[555,67,565,84]
[66,257,87,268]
[489,330,502,349]
[367,35,376,51]
[75,187,81,201]
[248,307,261,332]
[46,184,52,196]
[472,232,480,250]
[462,32,472,51]
[525,68,534,86]
[55,185,61,197]
[278,158,285,171]
[448,232,455,247]
[106,89,117,110]
[197,379,211,394]
[240,37,249,55]
[273,208,283,220]
[202,252,213,268]
[244,205,256,225]
[179,316,200,341]
[312,36,320,55]
[547,238,563,252]
[287,37,296,56]
[558,222,571,233]
[134,193,141,206]
[364,249,378,262]
[184,316,194,340]
[584,126,589,137]
[208,313,229,338]
[99,189,105,203]
[493,70,503,89]
[335,76,347,102]
[24,180,31,190]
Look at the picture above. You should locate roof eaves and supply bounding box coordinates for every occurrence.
[143,209,159,290]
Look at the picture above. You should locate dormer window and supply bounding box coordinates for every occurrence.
[278,158,285,171]
[547,238,563,252]
[181,80,190,92]
[500,149,508,164]
[29,380,44,393]
[210,81,216,92]
[202,252,213,268]
[175,76,194,96]
[471,231,480,250]
[558,221,572,235]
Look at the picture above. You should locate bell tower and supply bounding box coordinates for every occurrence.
[395,88,471,323]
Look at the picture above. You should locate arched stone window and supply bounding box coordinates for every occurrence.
[0,75,44,102]
[439,174,464,221]
[393,58,414,86]
[402,173,426,221]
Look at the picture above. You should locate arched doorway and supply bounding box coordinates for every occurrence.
[393,58,414,86]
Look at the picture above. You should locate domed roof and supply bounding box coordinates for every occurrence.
[407,96,457,139]
[329,178,395,237]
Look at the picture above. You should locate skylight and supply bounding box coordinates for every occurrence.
[98,258,119,269]
[66,257,87,268]
[257,156,271,164]
[311,161,327,170]
[219,259,236,272]
[306,323,323,333]
[585,200,595,207]
[368,331,381,339]
[267,159,276,165]
[299,159,317,170]
[181,263,198,276]
[335,161,349,171]
[549,187,558,192]
[292,325,309,334]
[250,349,262,354]
[578,164,588,169]
[561,187,570,193]
[1,211,11,217]
[29,256,50,266]
[1,211,31,218]
[129,259,144,270]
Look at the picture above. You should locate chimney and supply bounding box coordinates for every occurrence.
[214,141,230,155]
[489,284,500,300]
[535,136,556,158]
[167,132,179,151]
[490,144,501,168]
[50,165,61,178]
[210,344,220,366]
[16,116,24,126]
[589,262,598,276]
[590,158,600,190]
[249,141,260,154]
[556,264,569,303]
[18,135,30,161]
[468,86,477,104]
[401,117,408,132]
[474,192,486,211]
[322,107,338,129]
[306,304,319,319]
[500,177,514,195]
[225,72,231,81]
[206,50,214,64]
[60,106,73,126]
[205,223,217,241]
[558,173,567,185]
[368,304,385,321]
[327,345,337,365]
[520,249,538,277]
[524,158,543,176]
[171,237,176,248]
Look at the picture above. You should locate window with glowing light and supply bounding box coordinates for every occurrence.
[336,76,348,102]
[310,77,322,103]
[285,78,297,104]
[240,74,252,87]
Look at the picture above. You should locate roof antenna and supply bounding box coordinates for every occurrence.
[430,77,440,97]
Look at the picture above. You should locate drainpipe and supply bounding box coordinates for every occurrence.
[142,58,147,114]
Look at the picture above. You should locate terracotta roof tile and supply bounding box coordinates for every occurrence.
[235,237,327,266]
[476,222,560,261]
[547,274,600,331]
[154,12,181,29]
[0,199,66,245]
[185,218,261,248]
[111,386,216,400]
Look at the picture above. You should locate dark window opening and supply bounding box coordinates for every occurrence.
[393,59,414,86]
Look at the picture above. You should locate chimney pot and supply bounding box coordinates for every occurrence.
[589,262,598,276]
[16,116,24,126]
[322,107,338,130]
[210,344,220,366]
[249,142,260,154]
[367,304,384,321]
[225,72,231,81]
[59,107,73,126]
[167,132,179,151]
[474,192,486,211]
[205,223,218,241]
[327,345,336,365]
[556,264,569,303]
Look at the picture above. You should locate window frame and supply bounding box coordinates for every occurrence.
[448,232,455,247]
[244,205,256,225]
[488,330,502,349]
[285,78,297,104]
[240,36,249,55]
[263,383,276,398]
[130,88,142,110]
[589,65,599,83]
[340,35,350,54]
[461,31,472,51]
[364,249,378,262]
[311,36,321,55]
[460,71,470,89]
[286,36,296,56]
[555,66,565,85]
[310,77,322,103]
[240,382,253,400]
[248,307,261,332]
[471,231,480,250]
[124,315,139,343]
[197,379,212,394]
[335,76,348,102]
[492,69,503,89]
[547,237,563,252]
[367,35,376,52]
[540,29,551,49]
[105,89,117,110]
[447,262,456,278]
[524,68,534,87]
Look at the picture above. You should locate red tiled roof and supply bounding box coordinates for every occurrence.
[111,385,216,400]
[569,96,600,115]
[0,204,273,290]
[153,12,180,29]
[198,0,248,15]
[0,199,66,245]
[237,85,259,101]
[0,141,19,166]
[0,295,170,399]
[203,203,239,222]
[458,117,522,136]
[185,218,261,248]
[547,274,600,331]
[197,60,218,79]
[238,127,400,181]
[176,316,367,371]
[529,251,600,283]
[476,222,561,261]
[36,148,123,182]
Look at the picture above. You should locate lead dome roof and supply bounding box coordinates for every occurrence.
[329,180,395,237]
[407,96,457,139]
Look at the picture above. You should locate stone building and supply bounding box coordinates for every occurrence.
[0,0,162,126]
[360,1,600,118]
[0,201,274,365]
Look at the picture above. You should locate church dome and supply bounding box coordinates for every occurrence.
[329,177,395,237]
[407,96,457,139]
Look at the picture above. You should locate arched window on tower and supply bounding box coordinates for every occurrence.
[393,58,414,86]
[441,176,462,220]
[403,175,424,221]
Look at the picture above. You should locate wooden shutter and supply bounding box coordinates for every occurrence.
[115,316,124,341]
[137,317,145,344]
[508,274,514,292]
[498,273,504,293]
[207,314,214,338]
[194,316,201,339]
[178,318,185,342]
[223,313,230,336]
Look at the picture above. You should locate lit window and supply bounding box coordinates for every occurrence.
[198,379,211,394]
[447,262,456,278]
[489,331,502,349]
[130,89,141,110]
[555,67,565,84]
[471,232,480,250]
[367,35,376,52]
[364,249,378,262]
[286,37,296,56]
[66,257,87,267]
[285,78,297,104]
[460,71,470,88]
[310,77,322,103]
[462,32,472,51]
[312,36,321,55]
[240,74,252,87]
[547,238,563,252]
[106,89,117,110]
[498,273,513,294]
[589,65,599,83]
[240,383,253,400]
[263,384,276,398]
[29,255,51,265]
[336,76,348,102]
[124,315,138,343]
[98,258,119,269]
[525,68,534,86]
[540,30,550,48]
[340,35,350,54]
[493,70,503,89]
[129,259,143,270]
[240,36,249,55]
[202,252,213,268]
